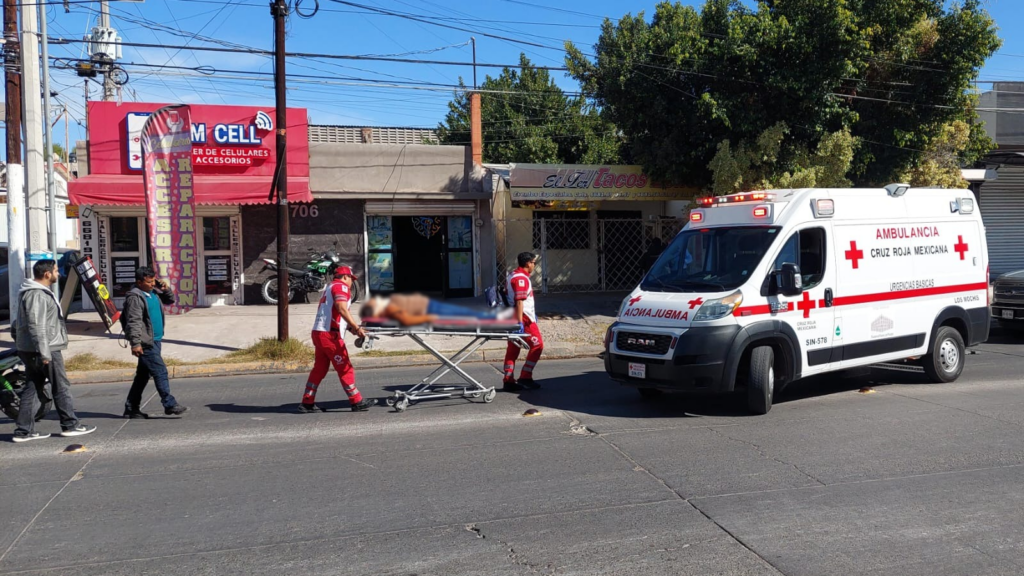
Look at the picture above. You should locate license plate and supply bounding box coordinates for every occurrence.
[1003,310,1015,320]
[628,362,646,379]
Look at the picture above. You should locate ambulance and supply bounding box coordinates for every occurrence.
[604,185,990,414]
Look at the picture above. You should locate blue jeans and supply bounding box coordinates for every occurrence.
[427,300,500,319]
[15,350,79,436]
[125,341,177,411]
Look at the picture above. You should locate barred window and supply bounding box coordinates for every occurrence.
[532,211,590,250]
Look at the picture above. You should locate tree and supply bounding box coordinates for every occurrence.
[566,0,1001,192]
[437,54,622,164]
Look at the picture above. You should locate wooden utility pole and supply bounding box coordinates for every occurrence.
[272,0,290,341]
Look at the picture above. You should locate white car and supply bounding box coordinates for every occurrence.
[604,185,990,414]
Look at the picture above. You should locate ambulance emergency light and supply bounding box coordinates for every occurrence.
[695,192,777,207]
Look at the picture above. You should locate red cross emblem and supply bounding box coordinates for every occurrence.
[796,291,817,319]
[844,240,864,269]
[687,297,704,309]
[628,295,642,306]
[953,236,969,260]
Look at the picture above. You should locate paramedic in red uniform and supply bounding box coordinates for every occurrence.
[503,252,544,391]
[298,266,375,413]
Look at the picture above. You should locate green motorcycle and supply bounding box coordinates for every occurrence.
[0,349,50,422]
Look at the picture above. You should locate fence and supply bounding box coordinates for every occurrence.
[493,217,686,293]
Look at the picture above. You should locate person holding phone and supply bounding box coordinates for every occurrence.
[121,266,188,418]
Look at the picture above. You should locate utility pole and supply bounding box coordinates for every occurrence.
[272,0,289,342]
[4,0,25,322]
[471,37,477,89]
[39,0,58,298]
[98,1,114,100]
[21,0,49,274]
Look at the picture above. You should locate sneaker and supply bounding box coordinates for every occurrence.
[123,409,150,420]
[351,398,375,412]
[164,405,189,416]
[13,432,50,443]
[60,424,97,438]
[296,403,322,414]
[518,378,541,390]
[502,377,524,392]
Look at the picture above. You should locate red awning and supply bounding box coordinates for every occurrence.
[68,174,312,206]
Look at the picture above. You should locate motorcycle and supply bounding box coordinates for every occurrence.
[260,249,360,305]
[0,349,50,422]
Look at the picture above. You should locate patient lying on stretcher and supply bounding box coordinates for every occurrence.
[360,294,515,327]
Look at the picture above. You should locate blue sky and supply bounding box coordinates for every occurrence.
[27,0,1024,152]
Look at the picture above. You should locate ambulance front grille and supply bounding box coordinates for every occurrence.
[616,332,673,355]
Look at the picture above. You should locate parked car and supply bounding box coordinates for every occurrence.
[992,270,1024,328]
[0,249,82,318]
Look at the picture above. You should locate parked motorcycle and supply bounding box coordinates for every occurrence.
[260,249,361,305]
[0,349,49,422]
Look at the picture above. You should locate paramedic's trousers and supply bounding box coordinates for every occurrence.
[304,330,364,405]
[504,317,544,379]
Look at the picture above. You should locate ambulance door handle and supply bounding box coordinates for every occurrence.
[824,288,834,308]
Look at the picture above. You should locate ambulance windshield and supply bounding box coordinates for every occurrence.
[641,226,781,292]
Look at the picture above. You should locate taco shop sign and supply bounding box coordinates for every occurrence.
[509,163,696,201]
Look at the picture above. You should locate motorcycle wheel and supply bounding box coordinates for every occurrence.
[261,276,296,305]
[0,371,51,422]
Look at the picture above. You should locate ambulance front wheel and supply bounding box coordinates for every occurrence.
[746,346,775,415]
[924,326,965,383]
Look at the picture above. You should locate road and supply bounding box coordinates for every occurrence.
[3,334,1024,575]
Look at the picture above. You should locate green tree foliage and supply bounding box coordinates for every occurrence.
[437,54,623,164]
[566,0,1001,192]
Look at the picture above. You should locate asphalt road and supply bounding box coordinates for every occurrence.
[3,333,1024,575]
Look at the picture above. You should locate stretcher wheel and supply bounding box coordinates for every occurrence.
[483,389,496,403]
[395,397,409,412]
[468,392,481,398]
[385,396,397,407]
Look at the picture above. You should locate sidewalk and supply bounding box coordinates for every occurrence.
[0,292,625,379]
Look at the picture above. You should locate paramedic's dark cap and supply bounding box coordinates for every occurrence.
[334,266,358,279]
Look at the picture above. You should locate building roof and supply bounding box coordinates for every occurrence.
[308,125,439,145]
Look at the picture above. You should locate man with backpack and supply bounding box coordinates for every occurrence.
[121,267,188,418]
[502,252,544,391]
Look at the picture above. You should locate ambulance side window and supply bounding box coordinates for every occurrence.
[773,228,827,289]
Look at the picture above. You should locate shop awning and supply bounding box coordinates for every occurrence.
[68,174,312,206]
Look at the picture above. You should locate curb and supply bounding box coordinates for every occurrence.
[66,344,606,384]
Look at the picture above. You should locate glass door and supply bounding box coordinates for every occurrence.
[109,216,146,304]
[366,215,396,295]
[201,216,234,306]
[444,215,474,298]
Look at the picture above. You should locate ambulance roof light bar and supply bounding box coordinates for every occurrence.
[695,192,776,207]
[885,183,910,197]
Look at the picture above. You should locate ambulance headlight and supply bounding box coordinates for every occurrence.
[694,291,743,321]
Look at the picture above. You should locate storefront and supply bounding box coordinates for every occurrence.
[493,163,697,293]
[70,101,310,309]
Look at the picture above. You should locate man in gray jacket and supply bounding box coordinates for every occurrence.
[11,259,96,442]
[121,266,188,418]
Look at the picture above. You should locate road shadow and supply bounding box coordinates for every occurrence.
[207,399,390,414]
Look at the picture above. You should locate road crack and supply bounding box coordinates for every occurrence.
[704,426,826,487]
[464,524,552,574]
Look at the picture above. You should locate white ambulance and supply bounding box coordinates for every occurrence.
[604,185,990,414]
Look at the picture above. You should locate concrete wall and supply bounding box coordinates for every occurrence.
[980,83,1024,147]
[309,143,484,197]
[241,199,364,304]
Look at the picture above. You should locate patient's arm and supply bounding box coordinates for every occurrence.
[386,302,438,326]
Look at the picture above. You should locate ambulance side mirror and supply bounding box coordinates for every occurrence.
[775,263,803,297]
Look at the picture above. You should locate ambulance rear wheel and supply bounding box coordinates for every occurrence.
[924,326,965,383]
[746,346,774,415]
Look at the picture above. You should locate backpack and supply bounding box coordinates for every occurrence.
[484,282,513,308]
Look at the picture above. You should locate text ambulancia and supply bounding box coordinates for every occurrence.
[604,184,989,414]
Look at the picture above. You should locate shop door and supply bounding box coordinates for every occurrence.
[393,216,445,295]
[444,215,475,298]
[108,216,147,305]
[200,216,237,306]
[597,210,644,290]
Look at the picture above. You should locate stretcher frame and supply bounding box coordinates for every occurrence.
[361,320,528,412]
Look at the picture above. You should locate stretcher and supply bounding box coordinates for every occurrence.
[361,317,529,412]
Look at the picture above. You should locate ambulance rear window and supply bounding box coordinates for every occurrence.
[642,226,780,293]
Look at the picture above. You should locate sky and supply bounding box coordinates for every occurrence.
[19,0,1024,154]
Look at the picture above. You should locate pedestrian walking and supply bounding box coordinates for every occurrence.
[502,252,544,391]
[121,267,188,418]
[10,259,96,442]
[298,266,375,413]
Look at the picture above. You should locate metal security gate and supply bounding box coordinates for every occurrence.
[493,216,685,293]
[980,167,1024,277]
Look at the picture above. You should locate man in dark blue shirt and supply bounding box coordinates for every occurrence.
[121,267,188,418]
